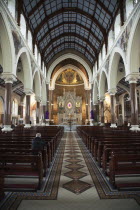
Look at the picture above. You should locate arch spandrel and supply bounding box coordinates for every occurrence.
[16,47,33,90]
[0,10,15,75]
[46,53,92,85]
[108,47,127,90]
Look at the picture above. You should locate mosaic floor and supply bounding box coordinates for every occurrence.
[0,131,140,210]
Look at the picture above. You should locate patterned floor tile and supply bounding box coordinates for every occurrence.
[65,159,82,163]
[63,180,92,194]
[65,155,81,158]
[64,170,87,179]
[65,163,85,170]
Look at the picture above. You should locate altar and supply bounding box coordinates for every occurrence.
[57,91,82,125]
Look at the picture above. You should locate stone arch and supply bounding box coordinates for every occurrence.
[0,96,4,124]
[16,47,33,90]
[50,64,90,90]
[0,96,4,113]
[0,9,15,74]
[32,69,41,98]
[41,80,47,104]
[46,53,92,84]
[108,47,126,90]
[93,81,99,104]
[127,8,140,74]
[99,69,108,98]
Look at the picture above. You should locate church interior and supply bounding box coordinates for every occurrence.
[0,0,140,209]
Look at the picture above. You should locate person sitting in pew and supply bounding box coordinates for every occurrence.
[32,133,46,155]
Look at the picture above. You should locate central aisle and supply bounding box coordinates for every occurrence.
[18,131,139,210]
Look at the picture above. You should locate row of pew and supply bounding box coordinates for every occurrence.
[0,125,64,200]
[77,126,140,190]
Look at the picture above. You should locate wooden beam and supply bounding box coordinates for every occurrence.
[98,0,113,17]
[119,0,125,26]
[34,8,106,37]
[28,0,42,17]
[43,41,94,61]
[17,0,22,26]
[37,21,101,45]
[41,32,98,56]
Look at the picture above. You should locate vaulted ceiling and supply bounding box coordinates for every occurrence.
[20,0,123,68]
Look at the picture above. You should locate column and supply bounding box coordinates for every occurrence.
[85,89,90,125]
[93,103,99,125]
[46,84,49,125]
[41,103,46,126]
[2,74,16,132]
[115,95,119,121]
[49,89,53,122]
[126,74,140,131]
[108,89,117,128]
[24,90,32,128]
[99,97,105,126]
[35,96,41,125]
[18,102,24,124]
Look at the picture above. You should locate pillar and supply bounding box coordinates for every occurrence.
[99,97,105,126]
[115,95,120,121]
[85,89,90,124]
[2,74,16,132]
[108,89,117,128]
[18,102,24,124]
[49,89,53,122]
[126,74,140,131]
[35,96,41,125]
[24,90,32,128]
[41,103,46,126]
[93,103,99,125]
[46,84,49,125]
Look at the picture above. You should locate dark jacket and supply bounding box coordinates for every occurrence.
[32,137,46,153]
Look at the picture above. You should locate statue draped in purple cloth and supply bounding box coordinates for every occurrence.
[90,110,94,120]
[45,111,49,119]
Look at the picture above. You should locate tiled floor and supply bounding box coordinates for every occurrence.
[17,131,140,210]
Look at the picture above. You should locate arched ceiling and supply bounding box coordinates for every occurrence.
[21,0,122,67]
[51,58,88,80]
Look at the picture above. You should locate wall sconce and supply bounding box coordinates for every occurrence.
[86,104,88,105]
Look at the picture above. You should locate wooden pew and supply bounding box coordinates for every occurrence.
[102,146,140,174]
[109,152,140,189]
[0,171,5,200]
[0,148,48,176]
[0,153,43,190]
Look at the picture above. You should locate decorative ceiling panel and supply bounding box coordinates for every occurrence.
[22,0,120,66]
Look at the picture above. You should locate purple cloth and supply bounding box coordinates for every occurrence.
[45,111,49,119]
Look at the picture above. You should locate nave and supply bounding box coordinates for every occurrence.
[1,130,139,210]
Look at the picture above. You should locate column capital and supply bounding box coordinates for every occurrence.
[84,87,91,91]
[20,102,24,106]
[41,101,46,106]
[108,88,117,95]
[1,73,16,84]
[24,89,33,95]
[125,73,140,84]
[49,87,55,90]
[35,96,41,102]
[99,96,105,102]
